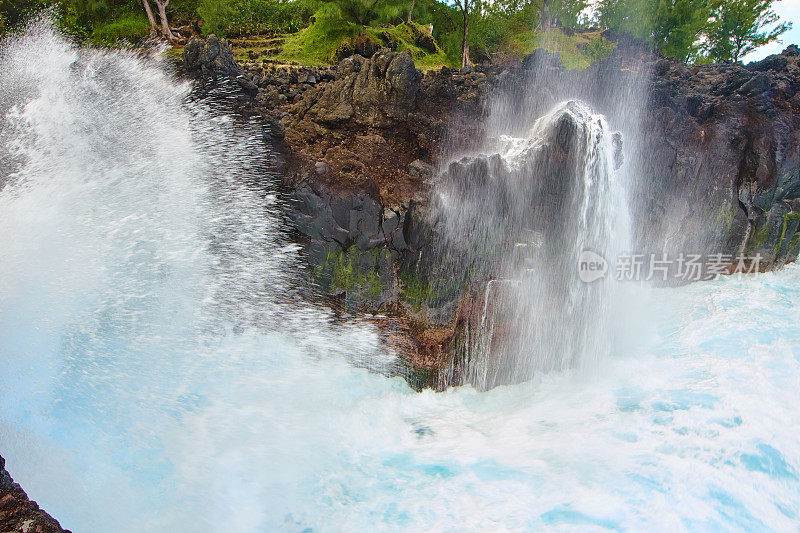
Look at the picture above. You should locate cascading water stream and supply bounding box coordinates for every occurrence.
[437,101,632,389]
[1,20,799,533]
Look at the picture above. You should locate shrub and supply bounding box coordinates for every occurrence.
[199,0,319,36]
[583,35,615,62]
[197,0,233,35]
[278,3,358,64]
[90,13,151,44]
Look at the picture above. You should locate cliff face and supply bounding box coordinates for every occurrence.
[184,38,800,388]
[636,47,800,267]
[0,456,69,533]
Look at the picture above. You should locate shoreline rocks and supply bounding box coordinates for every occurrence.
[181,39,800,389]
[1,456,69,533]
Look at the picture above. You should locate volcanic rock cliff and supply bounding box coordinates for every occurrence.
[183,37,800,389]
[0,456,69,533]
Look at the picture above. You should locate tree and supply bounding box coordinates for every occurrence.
[453,0,472,68]
[652,0,710,62]
[595,0,657,41]
[538,0,550,29]
[706,0,791,61]
[153,0,175,40]
[540,0,589,29]
[143,0,175,40]
[141,0,157,37]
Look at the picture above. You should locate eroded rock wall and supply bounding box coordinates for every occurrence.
[183,39,800,388]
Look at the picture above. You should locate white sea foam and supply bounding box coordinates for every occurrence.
[1,20,798,533]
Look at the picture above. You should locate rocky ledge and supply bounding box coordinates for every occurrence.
[0,456,69,533]
[183,37,800,389]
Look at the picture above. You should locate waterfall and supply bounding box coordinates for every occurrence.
[439,101,631,390]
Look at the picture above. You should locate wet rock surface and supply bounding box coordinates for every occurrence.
[630,48,800,273]
[0,456,69,533]
[183,34,258,96]
[182,40,800,389]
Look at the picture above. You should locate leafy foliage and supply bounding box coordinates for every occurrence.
[595,0,655,40]
[90,12,151,42]
[510,28,615,69]
[0,0,791,67]
[0,0,51,27]
[198,0,319,36]
[652,0,710,62]
[546,0,589,28]
[706,0,791,61]
[583,34,616,62]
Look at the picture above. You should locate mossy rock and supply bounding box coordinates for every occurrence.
[312,244,393,309]
[334,33,381,61]
[406,23,436,54]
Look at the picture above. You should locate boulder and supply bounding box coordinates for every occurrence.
[292,48,421,127]
[182,35,258,96]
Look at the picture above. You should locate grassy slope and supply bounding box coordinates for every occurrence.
[364,22,452,70]
[274,4,358,65]
[208,4,450,68]
[268,19,611,70]
[509,29,615,70]
[163,9,611,71]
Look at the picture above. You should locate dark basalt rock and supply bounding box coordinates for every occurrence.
[180,33,800,388]
[183,35,257,96]
[749,54,788,72]
[1,455,70,533]
[292,48,421,127]
[522,48,563,71]
[184,34,237,77]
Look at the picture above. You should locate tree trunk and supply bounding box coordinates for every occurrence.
[141,0,158,38]
[153,0,175,41]
[461,4,470,69]
[407,0,415,23]
[538,0,550,30]
[734,36,743,61]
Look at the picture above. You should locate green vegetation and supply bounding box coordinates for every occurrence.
[774,213,800,258]
[400,269,435,311]
[748,223,770,252]
[596,0,791,63]
[269,6,450,66]
[706,0,792,62]
[365,21,450,68]
[276,3,358,64]
[198,0,317,36]
[314,245,386,299]
[510,28,615,69]
[89,13,151,44]
[0,0,792,66]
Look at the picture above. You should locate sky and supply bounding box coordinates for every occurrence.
[744,0,800,62]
